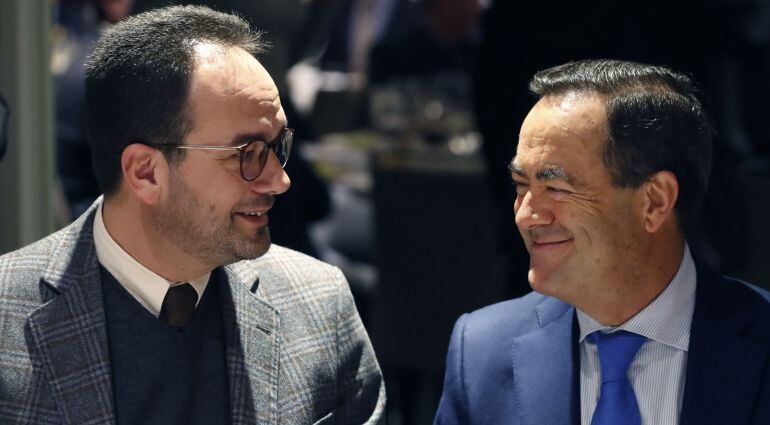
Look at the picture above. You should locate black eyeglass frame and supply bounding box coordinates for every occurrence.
[145,127,293,181]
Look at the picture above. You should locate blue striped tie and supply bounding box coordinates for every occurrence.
[588,330,647,425]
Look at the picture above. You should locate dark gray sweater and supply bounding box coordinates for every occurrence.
[101,268,231,425]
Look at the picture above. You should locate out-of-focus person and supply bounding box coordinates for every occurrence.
[53,0,137,218]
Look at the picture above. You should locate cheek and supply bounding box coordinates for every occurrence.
[552,200,586,226]
[183,182,237,218]
[201,184,239,213]
[553,201,607,244]
[580,206,634,254]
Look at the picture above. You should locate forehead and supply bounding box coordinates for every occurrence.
[513,93,607,178]
[187,44,284,133]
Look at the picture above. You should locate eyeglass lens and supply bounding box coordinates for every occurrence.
[241,129,293,181]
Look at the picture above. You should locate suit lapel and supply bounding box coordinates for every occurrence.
[511,297,580,425]
[25,208,116,425]
[680,265,769,425]
[220,265,281,425]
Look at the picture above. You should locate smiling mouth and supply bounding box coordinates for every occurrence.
[234,210,269,225]
[531,239,573,248]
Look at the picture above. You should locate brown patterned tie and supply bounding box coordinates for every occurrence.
[159,283,198,329]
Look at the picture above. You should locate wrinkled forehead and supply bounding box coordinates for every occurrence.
[512,93,608,177]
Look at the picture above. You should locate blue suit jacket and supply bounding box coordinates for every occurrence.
[434,263,770,425]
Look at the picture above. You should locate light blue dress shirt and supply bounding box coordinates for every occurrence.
[578,245,696,425]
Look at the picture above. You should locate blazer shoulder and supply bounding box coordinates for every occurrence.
[0,204,96,294]
[724,276,770,335]
[259,244,340,273]
[0,228,62,269]
[0,229,69,301]
[697,264,770,344]
[699,263,770,311]
[240,244,344,284]
[229,244,347,309]
[461,291,570,344]
[733,277,770,304]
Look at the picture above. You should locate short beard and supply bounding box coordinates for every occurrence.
[153,171,272,268]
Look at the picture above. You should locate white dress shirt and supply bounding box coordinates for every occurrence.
[578,245,696,425]
[93,203,209,317]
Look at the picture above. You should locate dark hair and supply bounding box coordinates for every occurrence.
[85,5,266,196]
[529,59,714,233]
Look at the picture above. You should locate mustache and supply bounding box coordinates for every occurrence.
[234,195,275,211]
[525,227,571,241]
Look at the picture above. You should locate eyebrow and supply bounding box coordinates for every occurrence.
[509,160,582,188]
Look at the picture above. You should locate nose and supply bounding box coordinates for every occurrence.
[248,150,291,195]
[514,190,553,230]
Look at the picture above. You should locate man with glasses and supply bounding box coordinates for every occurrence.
[0,5,384,424]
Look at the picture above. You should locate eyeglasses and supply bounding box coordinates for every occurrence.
[146,127,293,181]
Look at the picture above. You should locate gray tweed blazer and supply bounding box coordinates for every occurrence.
[0,202,385,424]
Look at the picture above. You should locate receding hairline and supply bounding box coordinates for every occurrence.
[186,42,281,110]
[510,92,608,191]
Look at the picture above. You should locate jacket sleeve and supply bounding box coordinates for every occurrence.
[434,313,471,425]
[332,267,386,424]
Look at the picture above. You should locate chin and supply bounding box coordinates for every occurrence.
[236,240,271,261]
[237,227,271,255]
[527,267,546,293]
[527,266,561,298]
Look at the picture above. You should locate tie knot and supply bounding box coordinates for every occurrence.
[160,283,198,330]
[588,330,646,383]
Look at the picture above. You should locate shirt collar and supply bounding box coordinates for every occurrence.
[577,244,696,351]
[93,202,210,317]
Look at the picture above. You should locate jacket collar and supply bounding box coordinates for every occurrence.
[220,262,281,425]
[510,296,580,425]
[26,202,116,424]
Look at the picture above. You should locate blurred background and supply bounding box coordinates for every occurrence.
[2,0,770,423]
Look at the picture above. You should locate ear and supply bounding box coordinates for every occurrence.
[120,143,168,206]
[641,170,679,233]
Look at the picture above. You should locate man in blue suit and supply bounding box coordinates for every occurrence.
[435,59,770,425]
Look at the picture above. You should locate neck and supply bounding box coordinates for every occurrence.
[102,196,212,282]
[578,230,685,326]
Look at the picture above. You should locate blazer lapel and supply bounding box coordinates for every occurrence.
[511,297,580,425]
[221,264,281,425]
[25,209,116,425]
[680,265,769,425]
